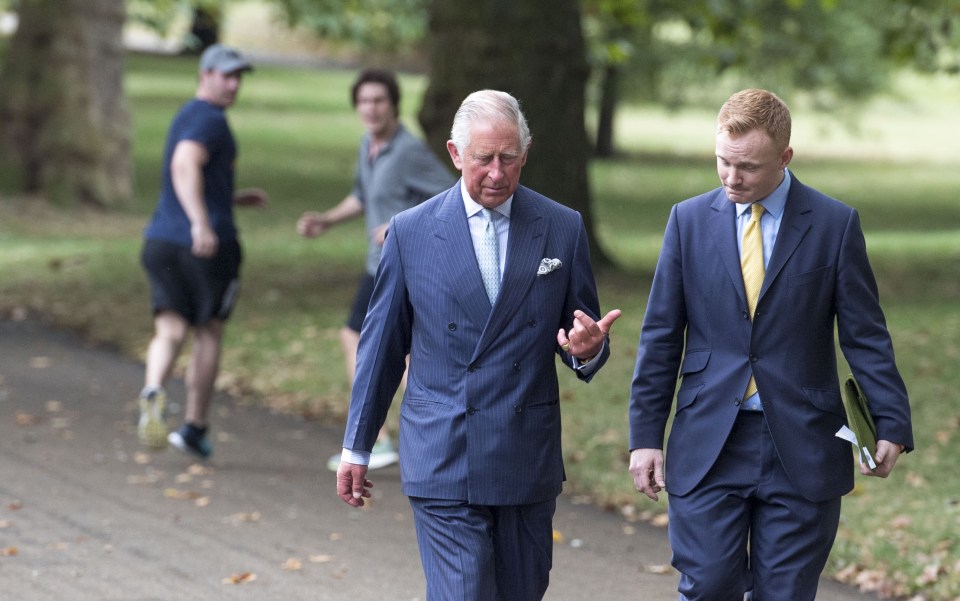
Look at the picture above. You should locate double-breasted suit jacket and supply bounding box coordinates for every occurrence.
[629,173,913,503]
[344,182,610,506]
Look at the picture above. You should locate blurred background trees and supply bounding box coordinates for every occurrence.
[0,0,956,235]
[0,0,131,207]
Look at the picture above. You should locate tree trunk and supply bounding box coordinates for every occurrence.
[0,0,132,207]
[595,64,621,158]
[187,6,221,54]
[418,0,614,268]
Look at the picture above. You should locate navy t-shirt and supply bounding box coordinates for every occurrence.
[144,99,238,246]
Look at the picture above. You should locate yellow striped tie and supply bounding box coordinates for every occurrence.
[741,203,765,398]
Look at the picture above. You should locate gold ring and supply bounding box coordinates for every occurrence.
[561,343,571,352]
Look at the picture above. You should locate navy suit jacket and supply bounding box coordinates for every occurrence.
[629,174,913,503]
[344,182,609,506]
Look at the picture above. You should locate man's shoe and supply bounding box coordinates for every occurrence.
[325,436,399,472]
[368,437,400,470]
[138,387,168,450]
[168,424,212,459]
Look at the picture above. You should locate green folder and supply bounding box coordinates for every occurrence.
[842,375,878,469]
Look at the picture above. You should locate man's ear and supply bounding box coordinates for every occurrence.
[446,140,463,171]
[780,146,794,168]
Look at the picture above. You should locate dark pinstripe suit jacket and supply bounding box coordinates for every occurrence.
[343,182,610,505]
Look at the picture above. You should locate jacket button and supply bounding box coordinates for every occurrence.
[750,355,758,363]
[734,398,742,406]
[468,364,477,372]
[528,319,537,328]
[467,406,477,415]
[514,404,522,413]
[448,322,457,331]
[513,362,521,371]
[742,311,750,319]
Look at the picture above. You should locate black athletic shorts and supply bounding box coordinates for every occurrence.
[141,238,242,326]
[346,272,376,333]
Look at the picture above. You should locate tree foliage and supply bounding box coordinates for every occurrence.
[604,0,960,108]
[269,0,428,52]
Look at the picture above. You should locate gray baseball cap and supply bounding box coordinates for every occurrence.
[199,44,253,74]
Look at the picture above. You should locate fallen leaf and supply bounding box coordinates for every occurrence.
[164,488,202,500]
[29,356,51,368]
[226,511,261,525]
[15,411,42,426]
[8,501,22,511]
[308,554,334,563]
[222,572,257,585]
[281,557,302,571]
[1,547,17,556]
[194,497,210,508]
[916,562,943,585]
[45,400,62,412]
[552,529,565,543]
[891,515,912,529]
[187,464,213,476]
[643,564,673,574]
[651,513,670,528]
[133,453,152,465]
[127,472,164,485]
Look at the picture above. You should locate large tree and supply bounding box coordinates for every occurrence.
[417,0,611,265]
[0,0,131,207]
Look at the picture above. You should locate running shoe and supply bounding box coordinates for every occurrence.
[138,386,168,450]
[168,424,213,459]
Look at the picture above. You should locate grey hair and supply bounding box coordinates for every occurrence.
[449,90,531,155]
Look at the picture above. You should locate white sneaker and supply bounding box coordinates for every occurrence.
[367,437,400,470]
[327,437,399,472]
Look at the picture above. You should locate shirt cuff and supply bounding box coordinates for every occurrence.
[341,448,370,466]
[573,337,608,376]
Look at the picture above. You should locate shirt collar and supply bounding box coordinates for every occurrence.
[735,168,791,219]
[460,178,513,219]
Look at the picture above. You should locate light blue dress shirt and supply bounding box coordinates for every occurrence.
[735,169,791,411]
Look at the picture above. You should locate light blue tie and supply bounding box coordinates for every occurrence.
[477,208,501,304]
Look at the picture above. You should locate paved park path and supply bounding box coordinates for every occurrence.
[0,319,877,600]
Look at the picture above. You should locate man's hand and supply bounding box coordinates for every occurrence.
[370,223,389,246]
[297,211,331,238]
[235,187,269,208]
[629,448,666,501]
[336,462,374,507]
[862,439,903,478]
[190,222,219,258]
[557,309,621,360]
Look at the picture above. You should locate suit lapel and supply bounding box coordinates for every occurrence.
[472,187,546,360]
[708,192,747,308]
[761,177,812,300]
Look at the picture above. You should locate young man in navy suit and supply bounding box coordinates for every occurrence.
[628,88,913,600]
[335,89,620,600]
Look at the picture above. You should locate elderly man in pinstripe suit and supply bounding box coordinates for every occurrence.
[335,89,621,600]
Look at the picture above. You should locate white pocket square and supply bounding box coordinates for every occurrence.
[537,258,562,276]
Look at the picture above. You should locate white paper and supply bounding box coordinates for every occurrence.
[835,425,877,470]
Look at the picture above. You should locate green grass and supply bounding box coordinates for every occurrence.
[2,53,959,599]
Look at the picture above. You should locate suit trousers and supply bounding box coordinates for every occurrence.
[668,412,841,601]
[409,496,557,601]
